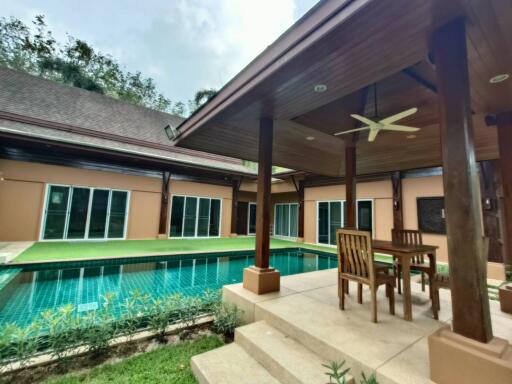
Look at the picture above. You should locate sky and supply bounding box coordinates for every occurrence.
[3,0,319,106]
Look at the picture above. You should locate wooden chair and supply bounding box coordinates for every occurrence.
[432,237,489,320]
[392,229,434,297]
[337,229,395,323]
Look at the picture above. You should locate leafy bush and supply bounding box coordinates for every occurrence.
[360,372,379,384]
[0,288,222,368]
[211,302,242,337]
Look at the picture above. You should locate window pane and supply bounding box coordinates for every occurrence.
[170,196,185,237]
[43,186,70,240]
[248,204,257,234]
[274,205,282,236]
[282,204,290,236]
[197,198,211,237]
[358,200,373,232]
[209,199,221,236]
[329,201,342,245]
[183,197,198,237]
[88,189,109,239]
[108,191,128,238]
[67,188,90,239]
[290,204,298,237]
[318,202,329,244]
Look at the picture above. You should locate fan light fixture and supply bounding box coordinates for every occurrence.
[314,84,327,93]
[305,136,315,141]
[489,74,510,84]
[333,83,421,142]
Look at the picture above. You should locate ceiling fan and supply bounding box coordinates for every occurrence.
[334,83,420,142]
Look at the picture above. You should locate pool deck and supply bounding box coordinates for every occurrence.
[0,241,33,263]
[193,268,512,384]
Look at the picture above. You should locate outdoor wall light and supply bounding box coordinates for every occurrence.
[313,84,327,93]
[489,73,510,84]
[164,124,177,140]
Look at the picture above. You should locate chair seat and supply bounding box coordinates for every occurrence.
[376,271,396,286]
[374,261,390,272]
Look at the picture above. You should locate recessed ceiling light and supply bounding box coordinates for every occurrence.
[406,134,416,139]
[306,136,315,141]
[313,84,327,93]
[489,73,510,84]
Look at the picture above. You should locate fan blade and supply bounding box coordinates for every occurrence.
[333,126,370,136]
[368,127,379,142]
[350,114,378,127]
[382,124,420,132]
[379,107,418,125]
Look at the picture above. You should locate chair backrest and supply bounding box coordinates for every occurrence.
[336,228,374,281]
[391,228,423,246]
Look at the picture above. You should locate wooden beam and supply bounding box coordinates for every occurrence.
[255,118,273,269]
[497,111,512,280]
[479,160,503,263]
[432,17,493,342]
[345,145,356,228]
[230,178,242,234]
[158,171,171,235]
[291,175,305,238]
[391,171,404,231]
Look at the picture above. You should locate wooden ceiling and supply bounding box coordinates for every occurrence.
[174,0,511,177]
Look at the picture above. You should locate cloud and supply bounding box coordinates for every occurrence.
[3,0,318,108]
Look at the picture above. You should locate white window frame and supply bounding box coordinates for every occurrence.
[168,194,223,239]
[39,183,130,241]
[273,203,299,239]
[315,199,374,247]
[247,202,256,235]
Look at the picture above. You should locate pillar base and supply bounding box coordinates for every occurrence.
[243,266,280,295]
[499,284,512,314]
[157,234,167,240]
[229,233,238,238]
[428,326,512,384]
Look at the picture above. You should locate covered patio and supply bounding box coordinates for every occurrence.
[173,0,512,382]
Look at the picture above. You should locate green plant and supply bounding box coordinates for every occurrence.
[6,321,41,368]
[360,372,379,384]
[39,304,80,363]
[212,302,242,337]
[120,290,148,341]
[81,293,118,355]
[323,361,350,384]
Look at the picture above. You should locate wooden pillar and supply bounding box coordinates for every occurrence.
[432,17,492,342]
[291,176,305,239]
[230,178,241,236]
[345,145,356,229]
[158,171,171,236]
[243,117,280,294]
[497,111,512,280]
[479,160,503,263]
[391,171,404,231]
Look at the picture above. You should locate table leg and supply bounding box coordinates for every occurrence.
[427,251,437,299]
[401,255,412,321]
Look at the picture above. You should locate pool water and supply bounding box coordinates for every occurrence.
[0,248,336,327]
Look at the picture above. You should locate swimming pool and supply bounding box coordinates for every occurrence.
[0,248,336,326]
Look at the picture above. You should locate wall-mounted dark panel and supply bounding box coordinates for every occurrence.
[417,197,446,234]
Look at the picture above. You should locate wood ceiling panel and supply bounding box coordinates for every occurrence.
[176,0,506,177]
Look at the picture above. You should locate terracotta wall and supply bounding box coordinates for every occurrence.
[0,159,233,241]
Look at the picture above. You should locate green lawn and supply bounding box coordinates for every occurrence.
[43,336,223,384]
[14,237,339,262]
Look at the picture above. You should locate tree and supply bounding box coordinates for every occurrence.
[188,88,217,113]
[0,15,186,115]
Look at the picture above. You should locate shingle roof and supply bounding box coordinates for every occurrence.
[0,67,254,174]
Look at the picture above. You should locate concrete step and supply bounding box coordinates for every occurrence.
[191,343,281,384]
[235,320,354,384]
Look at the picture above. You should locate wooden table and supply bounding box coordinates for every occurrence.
[372,240,438,321]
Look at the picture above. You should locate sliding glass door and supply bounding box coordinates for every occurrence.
[317,201,344,245]
[41,185,129,240]
[274,203,298,238]
[317,199,373,245]
[248,203,257,235]
[169,195,222,238]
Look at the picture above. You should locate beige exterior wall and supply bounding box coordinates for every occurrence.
[0,159,233,241]
[304,180,393,244]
